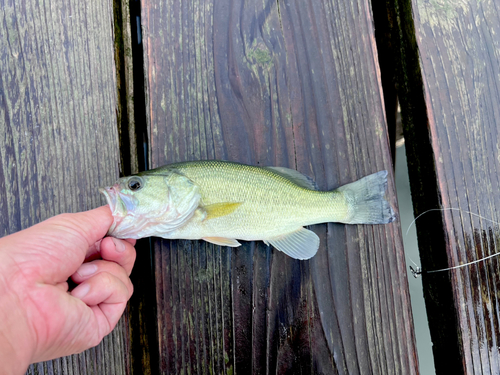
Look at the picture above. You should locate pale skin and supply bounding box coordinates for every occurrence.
[0,206,136,375]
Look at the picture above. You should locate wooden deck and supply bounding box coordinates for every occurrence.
[1,0,131,373]
[141,0,415,374]
[393,0,500,374]
[2,0,497,374]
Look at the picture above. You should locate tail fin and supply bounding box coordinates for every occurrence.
[336,171,396,224]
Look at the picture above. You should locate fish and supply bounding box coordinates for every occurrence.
[99,160,395,260]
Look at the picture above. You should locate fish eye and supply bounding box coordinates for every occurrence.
[128,177,143,191]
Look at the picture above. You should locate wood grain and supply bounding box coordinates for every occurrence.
[395,0,500,372]
[0,0,130,373]
[141,0,418,373]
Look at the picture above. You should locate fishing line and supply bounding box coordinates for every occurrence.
[406,208,500,278]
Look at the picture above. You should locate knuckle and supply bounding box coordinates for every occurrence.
[89,332,103,348]
[99,260,125,277]
[98,271,115,287]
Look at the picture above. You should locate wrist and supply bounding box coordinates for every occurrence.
[0,247,33,374]
[0,330,28,375]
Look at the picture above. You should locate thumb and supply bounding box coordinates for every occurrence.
[61,206,114,248]
[37,206,114,250]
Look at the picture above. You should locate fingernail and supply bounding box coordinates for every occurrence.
[72,283,90,299]
[112,237,126,253]
[77,264,98,277]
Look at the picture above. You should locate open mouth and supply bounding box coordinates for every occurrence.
[99,184,139,217]
[99,185,120,216]
[99,184,142,238]
[99,184,126,236]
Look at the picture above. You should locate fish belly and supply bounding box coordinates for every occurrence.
[168,192,345,241]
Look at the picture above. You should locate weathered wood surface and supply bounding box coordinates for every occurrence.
[394,0,500,373]
[141,0,418,373]
[0,0,131,374]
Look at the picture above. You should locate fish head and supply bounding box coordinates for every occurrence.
[99,171,201,239]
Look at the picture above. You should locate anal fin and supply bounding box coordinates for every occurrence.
[203,237,241,247]
[265,228,319,260]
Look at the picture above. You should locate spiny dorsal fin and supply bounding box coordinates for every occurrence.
[264,227,319,259]
[264,167,318,190]
[203,237,241,247]
[204,202,243,220]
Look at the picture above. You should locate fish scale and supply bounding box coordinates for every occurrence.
[156,161,340,238]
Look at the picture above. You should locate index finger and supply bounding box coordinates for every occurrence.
[84,237,137,276]
[3,206,115,282]
[81,237,136,276]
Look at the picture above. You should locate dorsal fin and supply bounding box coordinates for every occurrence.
[264,167,318,190]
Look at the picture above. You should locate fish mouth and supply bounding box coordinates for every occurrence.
[99,184,123,217]
[99,184,127,236]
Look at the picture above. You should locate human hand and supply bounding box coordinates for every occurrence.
[0,206,136,374]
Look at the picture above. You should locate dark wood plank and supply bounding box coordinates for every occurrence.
[141,0,418,373]
[117,0,161,374]
[393,0,500,373]
[0,0,131,373]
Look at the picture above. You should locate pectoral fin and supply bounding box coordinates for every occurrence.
[204,202,243,220]
[203,237,241,247]
[265,228,319,259]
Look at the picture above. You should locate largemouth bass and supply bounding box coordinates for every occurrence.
[99,160,395,259]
